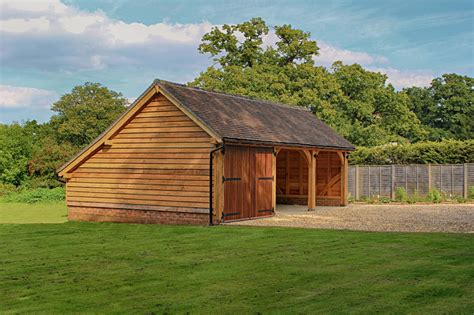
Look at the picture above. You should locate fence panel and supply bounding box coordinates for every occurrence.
[348,163,473,200]
[468,164,474,189]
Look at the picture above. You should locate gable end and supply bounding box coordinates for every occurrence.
[58,82,220,177]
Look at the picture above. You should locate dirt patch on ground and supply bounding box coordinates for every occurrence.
[227,203,474,233]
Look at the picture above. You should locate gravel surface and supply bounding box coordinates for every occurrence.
[227,203,474,233]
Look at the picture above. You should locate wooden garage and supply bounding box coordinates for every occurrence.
[58,80,355,225]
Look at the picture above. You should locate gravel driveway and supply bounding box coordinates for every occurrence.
[227,203,474,233]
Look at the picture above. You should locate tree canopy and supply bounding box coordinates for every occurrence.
[1,17,472,190]
[404,74,473,140]
[49,82,128,147]
[0,83,128,189]
[191,18,432,147]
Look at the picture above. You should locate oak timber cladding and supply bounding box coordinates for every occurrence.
[60,80,354,225]
[276,150,342,206]
[66,93,213,216]
[222,146,273,221]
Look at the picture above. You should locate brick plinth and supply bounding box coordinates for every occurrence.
[69,207,209,225]
[277,196,342,207]
[316,198,342,206]
[277,196,307,205]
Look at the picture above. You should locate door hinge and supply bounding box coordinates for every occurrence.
[223,211,241,217]
[222,176,241,183]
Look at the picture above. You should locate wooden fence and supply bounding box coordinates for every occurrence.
[348,163,474,200]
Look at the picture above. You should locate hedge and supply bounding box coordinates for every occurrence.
[349,139,474,165]
[1,187,65,203]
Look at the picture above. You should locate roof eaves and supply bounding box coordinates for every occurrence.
[222,137,356,151]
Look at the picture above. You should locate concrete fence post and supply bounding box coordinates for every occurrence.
[415,165,419,193]
[405,166,408,194]
[428,164,432,192]
[355,165,359,200]
[368,166,371,197]
[464,163,468,198]
[391,165,395,199]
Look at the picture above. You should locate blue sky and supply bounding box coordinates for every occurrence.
[1,0,473,123]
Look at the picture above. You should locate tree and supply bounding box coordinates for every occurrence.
[192,17,426,147]
[198,18,319,68]
[332,62,426,145]
[0,121,40,186]
[405,74,473,140]
[21,122,78,188]
[49,82,128,148]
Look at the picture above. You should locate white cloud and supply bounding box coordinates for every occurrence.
[0,0,214,72]
[0,17,50,32]
[0,0,68,17]
[312,42,433,88]
[0,0,435,93]
[315,41,388,66]
[369,67,434,89]
[0,85,58,108]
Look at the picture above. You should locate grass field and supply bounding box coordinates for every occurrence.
[0,203,473,313]
[0,202,67,224]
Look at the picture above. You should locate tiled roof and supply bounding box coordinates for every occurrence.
[158,80,355,150]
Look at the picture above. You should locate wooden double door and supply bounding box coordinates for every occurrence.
[223,146,273,221]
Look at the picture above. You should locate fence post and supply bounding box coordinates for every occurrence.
[378,166,382,197]
[391,165,395,200]
[464,163,468,198]
[440,165,442,193]
[415,165,419,193]
[355,165,359,200]
[428,164,432,193]
[405,166,408,194]
[450,165,454,197]
[368,166,371,197]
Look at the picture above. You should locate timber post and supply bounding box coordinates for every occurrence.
[272,147,280,212]
[341,152,349,206]
[307,150,317,211]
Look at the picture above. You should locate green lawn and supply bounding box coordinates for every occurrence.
[0,203,473,313]
[0,202,67,224]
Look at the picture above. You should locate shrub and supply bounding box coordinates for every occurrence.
[0,183,17,197]
[394,187,407,202]
[359,196,369,202]
[1,187,65,203]
[379,196,391,204]
[349,139,474,165]
[367,196,378,204]
[468,186,474,199]
[427,189,442,203]
[21,176,64,189]
[407,190,420,204]
[456,196,467,203]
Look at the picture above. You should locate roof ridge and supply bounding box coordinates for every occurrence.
[155,79,311,112]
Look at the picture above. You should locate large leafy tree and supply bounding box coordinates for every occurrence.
[198,17,319,69]
[191,17,426,146]
[404,74,473,140]
[0,121,40,186]
[332,62,426,145]
[49,82,128,148]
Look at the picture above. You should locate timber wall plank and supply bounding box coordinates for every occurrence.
[68,93,213,212]
[276,149,342,202]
